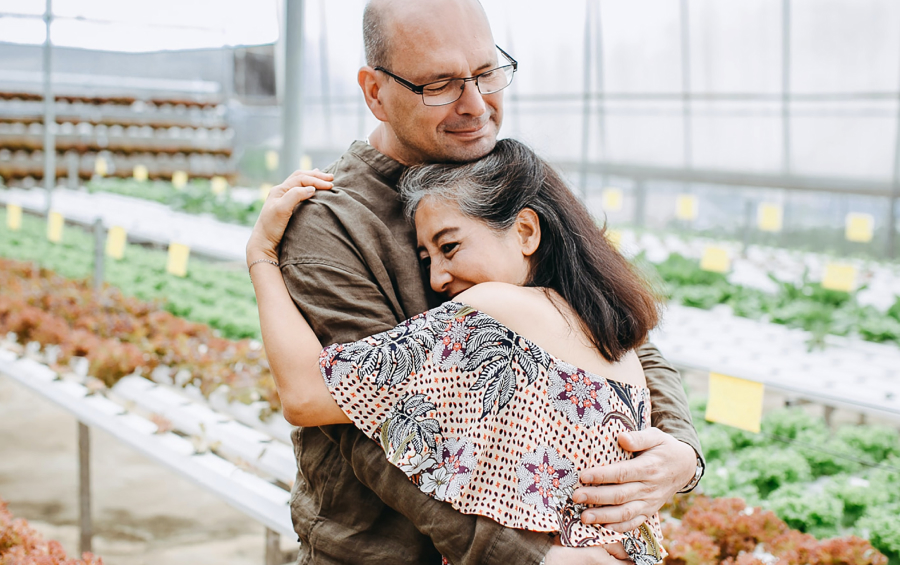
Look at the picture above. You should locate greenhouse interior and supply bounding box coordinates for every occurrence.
[1,0,900,564]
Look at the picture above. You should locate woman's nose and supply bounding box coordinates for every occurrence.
[430,264,453,294]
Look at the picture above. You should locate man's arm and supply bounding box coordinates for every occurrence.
[572,340,704,532]
[638,340,703,461]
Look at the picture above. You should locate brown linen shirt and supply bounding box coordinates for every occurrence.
[279,140,703,564]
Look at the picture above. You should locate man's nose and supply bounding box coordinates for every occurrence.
[454,80,486,116]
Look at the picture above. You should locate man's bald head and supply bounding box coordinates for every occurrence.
[363,0,489,70]
[358,0,503,165]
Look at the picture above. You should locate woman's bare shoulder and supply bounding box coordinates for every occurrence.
[454,283,553,328]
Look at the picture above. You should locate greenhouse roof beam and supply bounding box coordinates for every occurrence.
[559,161,895,198]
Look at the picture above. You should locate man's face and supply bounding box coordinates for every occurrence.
[377,1,504,164]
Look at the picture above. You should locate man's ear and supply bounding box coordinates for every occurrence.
[516,208,541,257]
[358,66,389,123]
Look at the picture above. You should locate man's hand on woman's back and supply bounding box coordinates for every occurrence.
[573,427,698,532]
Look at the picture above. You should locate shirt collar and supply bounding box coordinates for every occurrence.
[348,139,406,187]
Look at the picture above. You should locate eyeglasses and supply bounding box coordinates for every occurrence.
[375,46,518,107]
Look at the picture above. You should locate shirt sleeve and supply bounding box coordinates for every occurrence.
[637,340,705,465]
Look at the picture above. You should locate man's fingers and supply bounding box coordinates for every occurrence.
[616,427,667,453]
[579,457,651,486]
[573,481,648,506]
[581,501,647,529]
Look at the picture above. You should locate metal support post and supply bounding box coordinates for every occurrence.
[887,34,900,258]
[594,3,608,180]
[78,422,92,554]
[67,152,79,190]
[319,3,333,147]
[42,0,56,215]
[633,180,647,229]
[578,0,594,198]
[679,0,692,170]
[890,191,899,260]
[781,0,792,176]
[823,405,836,429]
[281,0,306,180]
[741,199,754,258]
[264,528,281,565]
[93,219,104,292]
[79,220,104,553]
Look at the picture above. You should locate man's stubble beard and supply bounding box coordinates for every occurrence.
[395,108,503,165]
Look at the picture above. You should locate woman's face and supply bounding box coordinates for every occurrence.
[414,196,534,298]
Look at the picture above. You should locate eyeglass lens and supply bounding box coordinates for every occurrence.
[422,65,515,106]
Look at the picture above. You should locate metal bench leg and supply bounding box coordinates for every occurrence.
[78,422,93,554]
[823,405,836,428]
[265,528,280,565]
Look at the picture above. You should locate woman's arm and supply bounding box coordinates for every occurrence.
[246,169,349,427]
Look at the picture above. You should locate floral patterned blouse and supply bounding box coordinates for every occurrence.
[319,301,666,564]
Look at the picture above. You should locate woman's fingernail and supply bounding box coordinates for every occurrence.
[581,473,593,483]
[573,493,585,503]
[583,513,596,523]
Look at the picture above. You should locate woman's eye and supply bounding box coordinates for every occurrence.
[419,256,431,269]
[440,242,458,254]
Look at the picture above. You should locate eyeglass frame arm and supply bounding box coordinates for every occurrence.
[374,45,518,96]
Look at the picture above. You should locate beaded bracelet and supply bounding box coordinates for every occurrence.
[248,258,279,281]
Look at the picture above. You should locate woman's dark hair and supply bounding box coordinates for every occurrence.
[399,138,661,363]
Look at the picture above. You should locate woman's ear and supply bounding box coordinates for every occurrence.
[515,208,541,257]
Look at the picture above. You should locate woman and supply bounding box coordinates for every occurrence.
[246,139,665,564]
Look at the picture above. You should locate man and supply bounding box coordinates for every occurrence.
[276,0,703,563]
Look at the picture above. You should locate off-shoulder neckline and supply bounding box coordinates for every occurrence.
[444,301,651,395]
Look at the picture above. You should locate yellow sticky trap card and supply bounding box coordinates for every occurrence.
[300,155,313,171]
[211,176,228,195]
[845,213,874,243]
[106,226,127,260]
[602,188,623,212]
[47,211,64,243]
[606,229,622,249]
[676,195,698,221]
[700,246,730,273]
[265,150,279,171]
[172,170,188,189]
[6,204,22,231]
[166,242,190,277]
[705,372,765,433]
[822,263,857,292]
[133,164,149,182]
[757,203,783,233]
[94,156,108,177]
